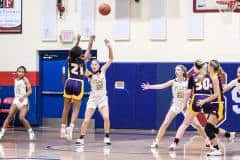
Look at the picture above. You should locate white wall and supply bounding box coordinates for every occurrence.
[0,0,240,71]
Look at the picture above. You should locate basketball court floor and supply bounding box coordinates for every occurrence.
[0,128,238,160]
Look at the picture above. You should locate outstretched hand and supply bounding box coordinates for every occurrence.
[196,99,206,107]
[141,82,151,90]
[77,34,81,41]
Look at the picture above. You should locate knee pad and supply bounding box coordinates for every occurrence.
[204,123,216,140]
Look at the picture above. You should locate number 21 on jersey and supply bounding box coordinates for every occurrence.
[70,63,84,76]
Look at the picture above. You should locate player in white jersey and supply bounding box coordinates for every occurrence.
[75,39,113,146]
[141,65,208,148]
[0,66,35,140]
[224,66,240,93]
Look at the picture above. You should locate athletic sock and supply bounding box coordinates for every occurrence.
[61,124,66,129]
[80,135,85,139]
[174,138,179,145]
[28,128,33,133]
[105,133,110,137]
[70,123,74,129]
[224,132,230,138]
[213,145,219,150]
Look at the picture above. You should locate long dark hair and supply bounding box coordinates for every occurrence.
[17,66,27,73]
[69,46,82,61]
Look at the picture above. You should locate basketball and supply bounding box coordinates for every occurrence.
[99,3,111,16]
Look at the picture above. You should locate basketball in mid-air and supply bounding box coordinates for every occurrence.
[99,3,111,16]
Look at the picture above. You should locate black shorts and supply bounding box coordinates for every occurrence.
[188,94,225,121]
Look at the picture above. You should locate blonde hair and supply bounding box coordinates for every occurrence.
[196,63,207,83]
[176,64,187,78]
[209,59,220,73]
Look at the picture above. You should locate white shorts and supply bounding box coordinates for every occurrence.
[13,97,29,110]
[86,96,108,109]
[169,103,183,115]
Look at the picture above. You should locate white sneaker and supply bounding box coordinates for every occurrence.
[103,146,111,155]
[229,132,236,142]
[168,150,177,158]
[66,127,73,140]
[0,132,4,140]
[168,142,176,151]
[75,138,84,146]
[104,137,111,145]
[151,140,159,148]
[60,128,66,138]
[207,148,223,156]
[29,131,35,140]
[76,146,84,152]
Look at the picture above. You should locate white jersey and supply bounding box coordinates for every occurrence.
[228,78,240,89]
[171,79,188,105]
[89,72,107,98]
[14,78,27,98]
[13,78,29,109]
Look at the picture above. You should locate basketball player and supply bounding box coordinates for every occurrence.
[223,66,240,93]
[0,66,35,140]
[169,60,234,156]
[60,35,95,140]
[141,65,208,148]
[75,39,113,146]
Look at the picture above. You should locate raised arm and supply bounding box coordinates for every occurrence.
[141,80,173,90]
[223,79,236,93]
[75,34,81,47]
[82,35,95,61]
[101,39,113,73]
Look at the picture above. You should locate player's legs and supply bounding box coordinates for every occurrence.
[190,115,211,147]
[81,108,96,135]
[156,111,177,141]
[99,106,110,134]
[215,128,235,140]
[151,110,177,148]
[61,78,74,136]
[66,81,84,140]
[0,104,18,139]
[191,116,208,139]
[70,99,81,126]
[19,106,35,140]
[205,114,222,156]
[99,105,111,145]
[60,97,71,138]
[211,102,235,141]
[61,98,72,124]
[2,104,18,128]
[19,106,31,129]
[75,108,96,145]
[70,80,84,126]
[169,110,197,150]
[66,99,82,140]
[176,110,196,140]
